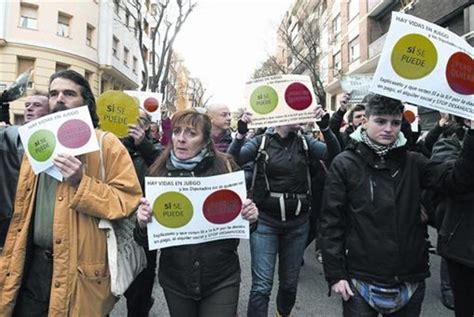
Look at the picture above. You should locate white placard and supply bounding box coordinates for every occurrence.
[245,75,318,129]
[18,106,99,176]
[125,90,163,122]
[341,73,374,104]
[370,12,474,120]
[145,171,249,250]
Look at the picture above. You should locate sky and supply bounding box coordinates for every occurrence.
[174,0,293,110]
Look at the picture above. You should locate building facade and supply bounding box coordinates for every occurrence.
[0,0,144,123]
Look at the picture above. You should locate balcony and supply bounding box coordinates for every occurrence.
[368,33,387,59]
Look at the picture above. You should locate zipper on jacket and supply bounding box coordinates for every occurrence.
[369,176,375,203]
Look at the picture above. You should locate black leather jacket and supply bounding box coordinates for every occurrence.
[321,132,474,286]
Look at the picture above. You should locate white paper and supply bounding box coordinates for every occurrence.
[341,74,374,104]
[125,90,163,122]
[370,12,474,120]
[18,106,99,175]
[145,171,249,250]
[245,75,318,129]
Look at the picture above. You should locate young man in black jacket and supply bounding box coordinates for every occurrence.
[321,95,474,316]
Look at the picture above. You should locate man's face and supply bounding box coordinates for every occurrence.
[49,78,84,112]
[352,110,366,127]
[365,114,402,145]
[24,95,49,123]
[208,105,231,130]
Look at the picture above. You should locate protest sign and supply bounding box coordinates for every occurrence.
[341,73,373,104]
[370,12,473,120]
[125,90,163,122]
[403,103,419,132]
[145,171,249,250]
[245,75,318,128]
[96,91,139,137]
[18,106,98,177]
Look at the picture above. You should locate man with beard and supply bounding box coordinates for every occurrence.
[0,91,50,250]
[207,103,234,153]
[0,70,142,316]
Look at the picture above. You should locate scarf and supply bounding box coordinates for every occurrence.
[169,147,210,170]
[360,129,399,158]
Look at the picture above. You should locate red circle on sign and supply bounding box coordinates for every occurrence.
[445,52,474,95]
[57,119,92,149]
[203,190,242,224]
[144,97,159,112]
[403,110,416,124]
[285,82,313,111]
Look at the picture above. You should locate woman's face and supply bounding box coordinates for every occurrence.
[172,124,205,160]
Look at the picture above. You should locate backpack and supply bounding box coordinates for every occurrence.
[248,133,313,214]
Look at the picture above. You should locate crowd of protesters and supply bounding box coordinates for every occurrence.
[0,69,473,317]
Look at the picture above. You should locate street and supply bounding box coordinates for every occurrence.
[111,229,452,316]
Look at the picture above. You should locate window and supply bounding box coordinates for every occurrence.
[123,47,129,66]
[85,70,92,83]
[142,45,148,63]
[55,62,69,73]
[125,11,130,27]
[348,0,359,21]
[86,24,95,47]
[114,0,120,14]
[143,19,149,36]
[133,56,138,73]
[349,37,360,63]
[19,3,38,29]
[113,36,119,57]
[17,57,35,88]
[332,14,341,43]
[57,12,71,37]
[333,51,341,75]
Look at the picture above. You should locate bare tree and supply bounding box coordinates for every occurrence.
[271,0,334,109]
[119,0,197,94]
[252,55,286,79]
[278,17,327,108]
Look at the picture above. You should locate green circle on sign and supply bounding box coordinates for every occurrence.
[28,129,56,162]
[391,33,437,80]
[96,91,140,137]
[250,85,279,114]
[153,191,193,228]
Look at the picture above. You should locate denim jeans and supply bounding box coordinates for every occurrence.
[247,221,309,317]
[342,281,426,317]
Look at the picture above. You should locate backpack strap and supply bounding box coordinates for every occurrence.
[249,134,270,200]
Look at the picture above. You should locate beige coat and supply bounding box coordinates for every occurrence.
[0,130,142,316]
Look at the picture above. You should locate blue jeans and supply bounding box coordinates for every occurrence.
[247,221,309,317]
[343,281,426,317]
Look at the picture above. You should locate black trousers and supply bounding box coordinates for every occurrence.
[446,258,474,317]
[124,248,158,317]
[163,284,239,317]
[13,247,53,317]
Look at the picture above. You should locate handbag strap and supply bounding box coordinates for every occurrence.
[98,131,108,182]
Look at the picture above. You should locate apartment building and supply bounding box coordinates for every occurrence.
[0,0,144,124]
[279,0,473,112]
